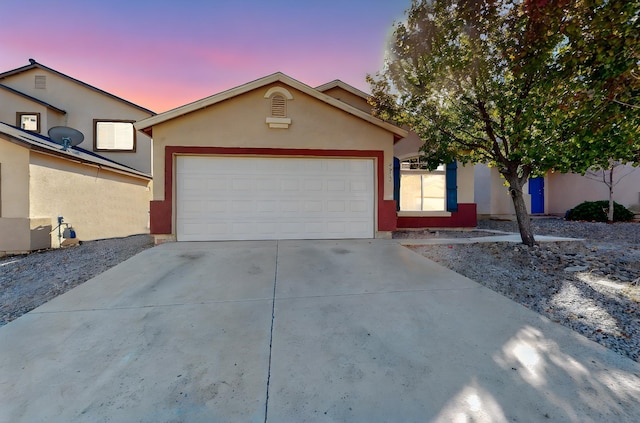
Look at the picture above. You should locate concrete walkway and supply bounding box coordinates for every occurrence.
[398,231,584,245]
[1,240,638,422]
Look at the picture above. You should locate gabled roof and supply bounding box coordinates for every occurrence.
[0,122,151,180]
[315,79,371,101]
[0,83,66,115]
[134,72,407,139]
[0,59,155,116]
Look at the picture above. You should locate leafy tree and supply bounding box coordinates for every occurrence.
[556,0,640,222]
[368,0,639,246]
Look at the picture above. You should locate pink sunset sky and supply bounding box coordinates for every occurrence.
[0,0,410,113]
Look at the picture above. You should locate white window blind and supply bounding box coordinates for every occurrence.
[20,115,38,131]
[96,121,134,150]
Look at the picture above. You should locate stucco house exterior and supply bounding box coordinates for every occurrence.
[0,123,151,254]
[0,60,154,254]
[475,165,640,218]
[316,80,477,229]
[135,73,477,243]
[0,59,154,174]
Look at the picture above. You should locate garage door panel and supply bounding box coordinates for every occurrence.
[327,201,346,212]
[350,200,369,212]
[257,201,278,213]
[206,200,227,213]
[304,180,323,191]
[327,180,346,192]
[303,201,323,212]
[176,156,374,241]
[257,178,277,191]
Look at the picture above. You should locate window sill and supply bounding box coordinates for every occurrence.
[266,117,291,129]
[398,211,452,217]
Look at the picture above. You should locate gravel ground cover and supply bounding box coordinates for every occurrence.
[409,218,640,362]
[0,234,154,326]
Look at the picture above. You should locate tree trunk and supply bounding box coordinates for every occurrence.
[505,175,536,246]
[607,167,614,223]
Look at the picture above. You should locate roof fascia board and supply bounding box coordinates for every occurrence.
[135,73,407,138]
[315,80,371,101]
[0,83,66,114]
[0,124,151,180]
[0,62,155,116]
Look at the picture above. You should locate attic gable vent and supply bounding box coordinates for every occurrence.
[264,86,293,129]
[35,75,46,89]
[271,94,286,117]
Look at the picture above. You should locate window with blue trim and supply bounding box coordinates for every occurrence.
[399,158,446,211]
[398,157,458,212]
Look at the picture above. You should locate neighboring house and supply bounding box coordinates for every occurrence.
[0,59,154,174]
[475,165,640,218]
[0,123,151,255]
[0,59,155,254]
[135,73,477,243]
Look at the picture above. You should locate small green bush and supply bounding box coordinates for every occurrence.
[566,200,635,222]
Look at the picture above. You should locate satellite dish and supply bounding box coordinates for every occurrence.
[48,126,84,151]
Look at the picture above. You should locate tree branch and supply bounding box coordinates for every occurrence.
[612,99,640,110]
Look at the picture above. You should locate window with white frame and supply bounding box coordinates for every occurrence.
[17,112,40,132]
[399,157,446,211]
[94,120,135,151]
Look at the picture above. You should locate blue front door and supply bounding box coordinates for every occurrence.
[528,177,545,214]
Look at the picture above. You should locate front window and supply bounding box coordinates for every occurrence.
[17,112,40,133]
[94,120,136,151]
[399,157,446,211]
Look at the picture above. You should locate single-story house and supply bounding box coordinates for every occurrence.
[315,79,477,229]
[475,164,640,217]
[0,123,151,255]
[135,73,477,243]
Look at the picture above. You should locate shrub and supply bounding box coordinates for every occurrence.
[566,200,635,222]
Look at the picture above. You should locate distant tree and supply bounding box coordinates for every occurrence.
[368,0,639,246]
[584,162,638,222]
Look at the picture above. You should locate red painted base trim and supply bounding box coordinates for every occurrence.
[396,203,477,229]
[150,200,172,234]
[379,200,398,231]
[150,146,390,235]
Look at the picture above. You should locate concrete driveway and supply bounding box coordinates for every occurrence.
[1,240,639,422]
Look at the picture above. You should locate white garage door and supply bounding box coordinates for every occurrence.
[176,156,375,241]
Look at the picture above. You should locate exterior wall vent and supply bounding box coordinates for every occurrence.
[35,75,46,89]
[264,86,293,129]
[271,95,286,117]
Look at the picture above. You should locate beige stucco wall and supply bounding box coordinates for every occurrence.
[475,164,640,217]
[0,138,55,253]
[1,68,153,174]
[0,137,30,217]
[474,164,552,217]
[0,90,48,133]
[321,87,373,114]
[547,167,640,214]
[0,218,30,253]
[28,152,151,245]
[393,131,424,161]
[457,163,475,204]
[151,83,396,204]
